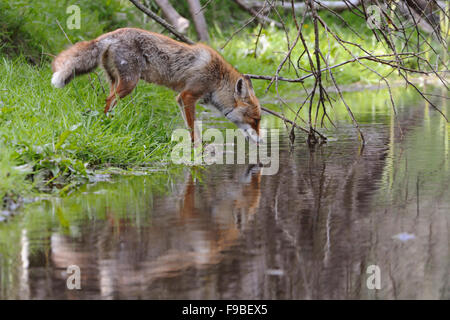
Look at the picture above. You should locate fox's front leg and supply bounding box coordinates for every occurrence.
[176,91,201,147]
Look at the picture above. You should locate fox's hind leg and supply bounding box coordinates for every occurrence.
[104,80,117,113]
[104,77,139,114]
[106,74,117,95]
[102,49,118,114]
[102,47,140,114]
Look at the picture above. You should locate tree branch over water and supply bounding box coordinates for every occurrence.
[129,0,449,146]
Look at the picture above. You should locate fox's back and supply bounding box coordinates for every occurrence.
[98,28,238,92]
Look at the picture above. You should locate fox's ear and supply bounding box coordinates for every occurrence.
[235,77,249,99]
[244,75,254,90]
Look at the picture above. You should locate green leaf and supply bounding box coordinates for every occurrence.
[54,123,81,151]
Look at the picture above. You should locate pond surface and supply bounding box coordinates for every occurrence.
[0,87,448,299]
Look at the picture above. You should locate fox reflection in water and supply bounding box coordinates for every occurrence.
[50,165,262,298]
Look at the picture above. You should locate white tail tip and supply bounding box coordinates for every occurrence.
[51,71,66,88]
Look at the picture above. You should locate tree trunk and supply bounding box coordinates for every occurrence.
[187,0,210,43]
[154,0,190,34]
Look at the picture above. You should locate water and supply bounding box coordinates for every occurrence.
[0,88,448,299]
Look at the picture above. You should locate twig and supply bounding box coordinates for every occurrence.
[262,106,327,141]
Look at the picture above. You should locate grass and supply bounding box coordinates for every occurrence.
[0,141,31,208]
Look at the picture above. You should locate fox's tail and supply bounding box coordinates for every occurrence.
[51,40,101,88]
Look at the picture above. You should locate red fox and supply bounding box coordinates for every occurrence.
[51,28,262,143]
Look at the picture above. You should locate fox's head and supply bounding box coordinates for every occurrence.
[226,75,262,144]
